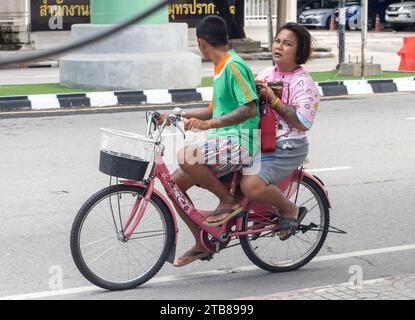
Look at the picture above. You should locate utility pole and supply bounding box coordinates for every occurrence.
[276,0,287,32]
[267,0,273,53]
[361,0,368,78]
[337,0,346,69]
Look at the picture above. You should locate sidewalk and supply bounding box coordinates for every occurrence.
[1,26,413,73]
[240,273,415,300]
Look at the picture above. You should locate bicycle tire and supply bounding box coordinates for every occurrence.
[240,176,330,273]
[70,184,175,291]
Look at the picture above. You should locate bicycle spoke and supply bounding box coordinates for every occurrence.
[88,245,116,266]
[117,241,146,272]
[242,177,329,270]
[72,186,173,288]
[81,235,117,249]
[129,232,167,241]
[97,202,121,231]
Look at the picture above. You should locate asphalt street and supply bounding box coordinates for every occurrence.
[0,92,415,300]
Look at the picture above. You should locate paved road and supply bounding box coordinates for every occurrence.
[0,92,414,300]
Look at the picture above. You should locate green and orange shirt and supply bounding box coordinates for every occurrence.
[208,49,259,156]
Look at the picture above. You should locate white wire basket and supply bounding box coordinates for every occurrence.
[99,128,156,181]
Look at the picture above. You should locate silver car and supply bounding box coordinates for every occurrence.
[385,1,415,30]
[298,0,337,29]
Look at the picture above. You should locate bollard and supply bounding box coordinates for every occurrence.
[375,14,381,32]
[397,37,415,71]
[329,15,336,31]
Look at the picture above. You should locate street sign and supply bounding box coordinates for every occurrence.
[168,0,235,27]
[30,0,90,31]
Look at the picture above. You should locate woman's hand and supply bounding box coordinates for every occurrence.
[255,80,283,102]
[259,82,276,102]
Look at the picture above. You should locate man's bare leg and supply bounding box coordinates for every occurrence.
[171,168,210,265]
[179,147,241,223]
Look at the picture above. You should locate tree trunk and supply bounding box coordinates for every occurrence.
[234,0,246,39]
[212,0,246,39]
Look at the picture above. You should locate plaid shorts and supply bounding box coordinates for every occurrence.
[198,138,252,178]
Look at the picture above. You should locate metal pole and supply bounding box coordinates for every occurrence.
[337,0,346,69]
[267,0,273,53]
[277,0,287,31]
[361,0,368,79]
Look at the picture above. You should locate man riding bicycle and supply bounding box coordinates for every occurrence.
[160,15,259,267]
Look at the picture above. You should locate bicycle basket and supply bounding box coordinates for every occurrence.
[99,128,156,181]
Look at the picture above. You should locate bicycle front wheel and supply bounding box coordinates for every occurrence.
[70,184,175,291]
[240,175,330,273]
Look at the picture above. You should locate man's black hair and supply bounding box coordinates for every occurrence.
[196,15,229,47]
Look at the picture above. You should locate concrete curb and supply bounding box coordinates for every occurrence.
[1,77,415,113]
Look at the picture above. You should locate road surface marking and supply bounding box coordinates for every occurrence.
[1,243,415,300]
[405,117,415,120]
[306,166,353,173]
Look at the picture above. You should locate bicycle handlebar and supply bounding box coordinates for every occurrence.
[146,109,186,140]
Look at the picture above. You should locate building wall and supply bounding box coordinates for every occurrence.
[0,0,27,26]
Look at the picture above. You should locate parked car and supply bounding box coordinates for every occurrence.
[298,0,338,29]
[334,1,375,30]
[385,1,415,31]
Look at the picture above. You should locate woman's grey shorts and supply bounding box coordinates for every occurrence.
[243,137,309,184]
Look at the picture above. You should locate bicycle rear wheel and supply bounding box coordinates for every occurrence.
[70,184,175,291]
[240,176,329,272]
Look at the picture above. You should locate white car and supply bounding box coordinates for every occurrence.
[298,0,337,29]
[385,1,415,31]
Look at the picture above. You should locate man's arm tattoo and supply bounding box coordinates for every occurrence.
[208,102,256,128]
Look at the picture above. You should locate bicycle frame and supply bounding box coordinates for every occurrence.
[119,154,331,247]
[117,111,332,253]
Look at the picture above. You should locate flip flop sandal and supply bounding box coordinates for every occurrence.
[173,249,213,267]
[203,206,244,227]
[279,207,308,241]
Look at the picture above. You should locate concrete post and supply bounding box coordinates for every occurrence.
[0,0,30,50]
[337,0,346,69]
[361,0,367,78]
[276,0,288,31]
[91,0,168,25]
[60,0,201,91]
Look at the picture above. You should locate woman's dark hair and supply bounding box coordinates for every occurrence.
[196,15,229,47]
[276,22,315,65]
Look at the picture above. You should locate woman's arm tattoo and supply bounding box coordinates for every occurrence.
[272,101,308,131]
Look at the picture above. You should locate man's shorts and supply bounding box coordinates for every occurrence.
[243,137,309,184]
[198,138,252,178]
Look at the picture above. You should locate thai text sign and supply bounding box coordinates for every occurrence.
[31,0,90,31]
[169,0,235,27]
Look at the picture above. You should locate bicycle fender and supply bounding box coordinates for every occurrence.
[302,172,332,208]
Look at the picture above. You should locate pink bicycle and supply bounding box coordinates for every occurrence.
[70,109,336,291]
